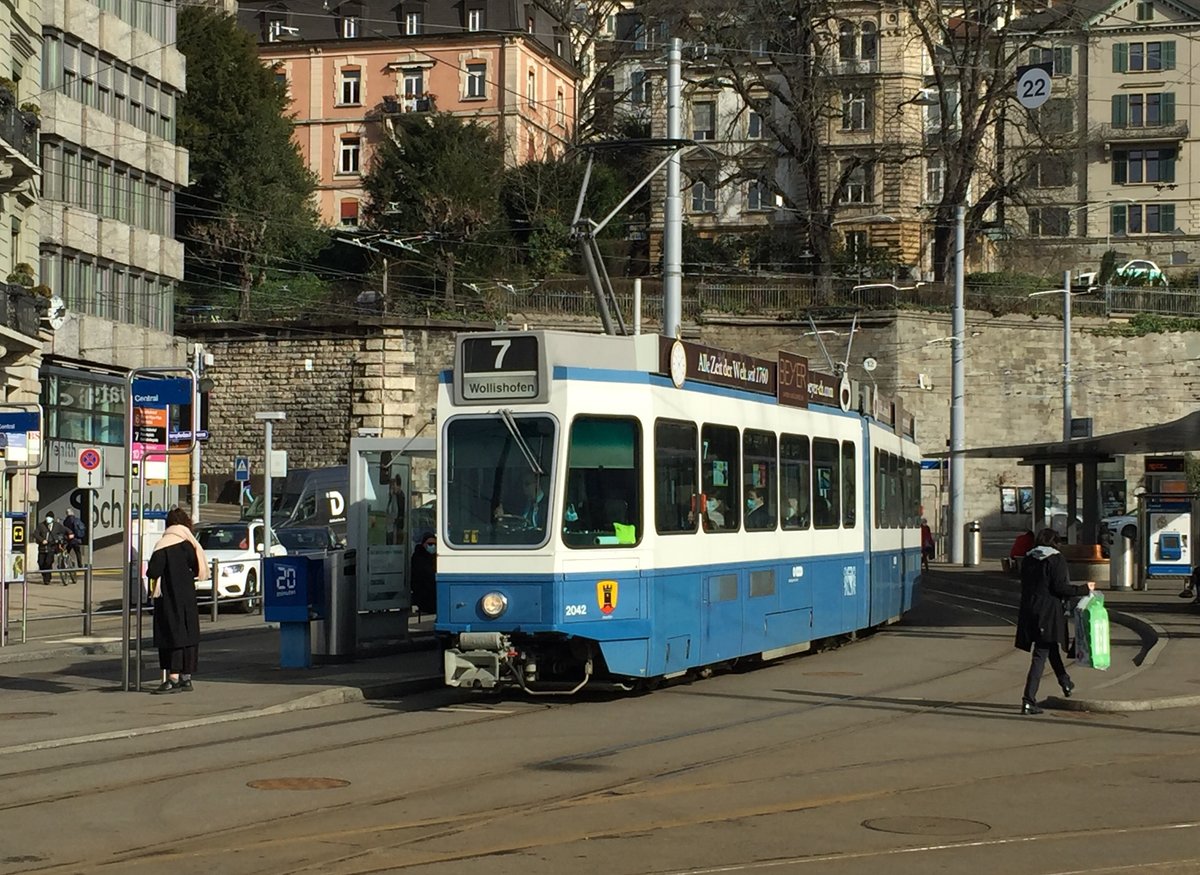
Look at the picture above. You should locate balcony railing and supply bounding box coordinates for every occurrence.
[1097,120,1189,142]
[0,104,39,174]
[836,58,880,75]
[379,94,437,115]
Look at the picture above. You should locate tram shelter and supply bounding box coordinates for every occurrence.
[955,411,1200,547]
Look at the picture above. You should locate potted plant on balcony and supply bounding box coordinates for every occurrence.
[0,77,17,109]
[19,102,40,129]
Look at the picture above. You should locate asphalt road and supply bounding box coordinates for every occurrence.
[3,573,1199,875]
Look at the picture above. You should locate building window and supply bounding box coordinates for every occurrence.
[1112,148,1176,184]
[842,89,871,130]
[1136,1,1153,20]
[692,100,715,140]
[402,69,423,99]
[860,22,878,61]
[1038,98,1073,135]
[527,16,534,33]
[838,20,878,65]
[1111,92,1175,127]
[690,176,716,212]
[556,38,564,56]
[340,200,359,227]
[339,136,360,174]
[747,178,771,212]
[466,62,486,98]
[405,12,422,35]
[748,101,767,138]
[555,88,565,125]
[841,162,872,203]
[1028,46,1073,75]
[526,70,536,104]
[467,8,483,31]
[1029,207,1070,237]
[1113,40,1176,72]
[1112,203,1176,234]
[630,69,647,104]
[340,69,361,105]
[1032,154,1073,187]
[926,155,944,201]
[342,16,359,37]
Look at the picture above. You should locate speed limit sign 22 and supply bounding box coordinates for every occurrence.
[1016,63,1053,110]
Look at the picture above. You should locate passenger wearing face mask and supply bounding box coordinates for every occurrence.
[33,511,68,585]
[703,496,726,530]
[410,530,438,615]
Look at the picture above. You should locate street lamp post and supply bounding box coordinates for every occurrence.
[254,412,286,563]
[949,205,966,565]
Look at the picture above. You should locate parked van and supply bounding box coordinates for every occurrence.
[242,466,348,539]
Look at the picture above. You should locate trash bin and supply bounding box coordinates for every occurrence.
[1109,534,1135,591]
[964,520,982,567]
[314,549,357,662]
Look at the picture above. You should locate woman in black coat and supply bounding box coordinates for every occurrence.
[1015,528,1094,715]
[147,508,209,694]
[410,530,437,615]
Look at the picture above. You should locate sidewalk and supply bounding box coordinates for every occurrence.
[0,615,444,755]
[931,563,1200,713]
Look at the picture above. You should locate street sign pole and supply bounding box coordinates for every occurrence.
[0,405,42,648]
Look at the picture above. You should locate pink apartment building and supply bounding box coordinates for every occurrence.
[238,0,578,227]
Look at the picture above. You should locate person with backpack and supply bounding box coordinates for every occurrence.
[1015,528,1095,715]
[33,511,68,585]
[63,507,87,567]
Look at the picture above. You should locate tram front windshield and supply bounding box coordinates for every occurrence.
[444,415,556,547]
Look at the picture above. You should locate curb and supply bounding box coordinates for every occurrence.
[0,673,444,756]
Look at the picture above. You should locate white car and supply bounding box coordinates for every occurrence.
[195,522,286,612]
[1100,512,1138,547]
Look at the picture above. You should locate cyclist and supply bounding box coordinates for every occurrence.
[63,507,86,568]
[33,511,68,585]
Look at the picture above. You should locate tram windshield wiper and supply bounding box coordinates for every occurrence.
[498,408,544,476]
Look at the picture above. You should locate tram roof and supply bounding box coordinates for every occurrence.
[941,411,1200,465]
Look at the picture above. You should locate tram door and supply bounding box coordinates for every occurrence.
[702,571,743,661]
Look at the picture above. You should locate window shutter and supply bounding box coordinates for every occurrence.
[1111,94,1128,126]
[1112,152,1127,184]
[1164,151,1176,183]
[1111,205,1126,236]
[1162,92,1175,123]
[1163,41,1176,69]
[1161,203,1175,232]
[1028,48,1039,64]
[1058,47,1073,75]
[1113,43,1128,72]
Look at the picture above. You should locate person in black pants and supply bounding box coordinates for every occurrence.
[1178,566,1200,603]
[1015,528,1095,715]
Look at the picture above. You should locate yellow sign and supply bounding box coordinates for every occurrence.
[596,579,618,615]
[168,453,191,486]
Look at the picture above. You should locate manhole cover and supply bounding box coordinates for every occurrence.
[803,671,863,677]
[0,712,55,721]
[863,816,990,836]
[247,777,351,791]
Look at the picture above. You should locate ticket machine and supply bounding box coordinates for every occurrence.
[1139,456,1194,581]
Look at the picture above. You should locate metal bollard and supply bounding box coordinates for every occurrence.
[210,558,220,622]
[1110,535,1135,591]
[963,520,982,567]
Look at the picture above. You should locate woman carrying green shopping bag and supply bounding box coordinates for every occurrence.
[1015,528,1095,716]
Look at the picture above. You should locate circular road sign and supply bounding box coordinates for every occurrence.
[1017,66,1052,110]
[79,448,102,471]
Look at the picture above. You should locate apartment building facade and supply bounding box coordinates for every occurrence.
[1010,0,1200,271]
[237,0,579,228]
[36,0,188,533]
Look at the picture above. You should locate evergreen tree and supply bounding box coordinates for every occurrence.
[176,7,326,321]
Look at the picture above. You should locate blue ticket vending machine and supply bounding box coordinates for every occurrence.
[1145,497,1192,578]
[264,556,325,668]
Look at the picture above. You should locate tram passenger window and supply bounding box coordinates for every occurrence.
[743,429,777,531]
[655,419,698,534]
[907,459,921,527]
[887,453,901,528]
[780,433,810,529]
[874,449,886,528]
[561,416,641,548]
[812,438,840,529]
[701,424,740,532]
[842,441,856,528]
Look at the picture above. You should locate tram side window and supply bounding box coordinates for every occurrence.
[701,423,740,532]
[907,459,921,527]
[841,441,856,528]
[780,433,810,529]
[655,419,698,534]
[743,429,777,531]
[874,449,886,528]
[812,438,840,529]
[887,452,901,528]
[562,416,641,548]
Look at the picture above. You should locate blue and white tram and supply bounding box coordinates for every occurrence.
[437,330,923,693]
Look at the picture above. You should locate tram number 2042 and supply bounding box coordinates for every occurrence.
[565,604,588,617]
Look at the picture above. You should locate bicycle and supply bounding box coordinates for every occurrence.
[54,539,78,586]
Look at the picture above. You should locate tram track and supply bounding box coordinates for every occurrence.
[8,590,1053,875]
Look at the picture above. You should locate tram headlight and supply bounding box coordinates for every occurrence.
[479,591,508,618]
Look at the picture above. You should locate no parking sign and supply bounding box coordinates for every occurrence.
[77,447,103,489]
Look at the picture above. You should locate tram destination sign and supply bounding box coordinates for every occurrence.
[658,337,776,395]
[456,333,548,405]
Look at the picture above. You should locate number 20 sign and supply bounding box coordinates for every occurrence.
[1016,63,1052,110]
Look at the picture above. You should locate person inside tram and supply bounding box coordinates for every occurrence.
[703,494,726,530]
[745,488,770,528]
[494,469,549,530]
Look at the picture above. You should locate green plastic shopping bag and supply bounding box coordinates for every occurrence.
[1082,591,1111,671]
